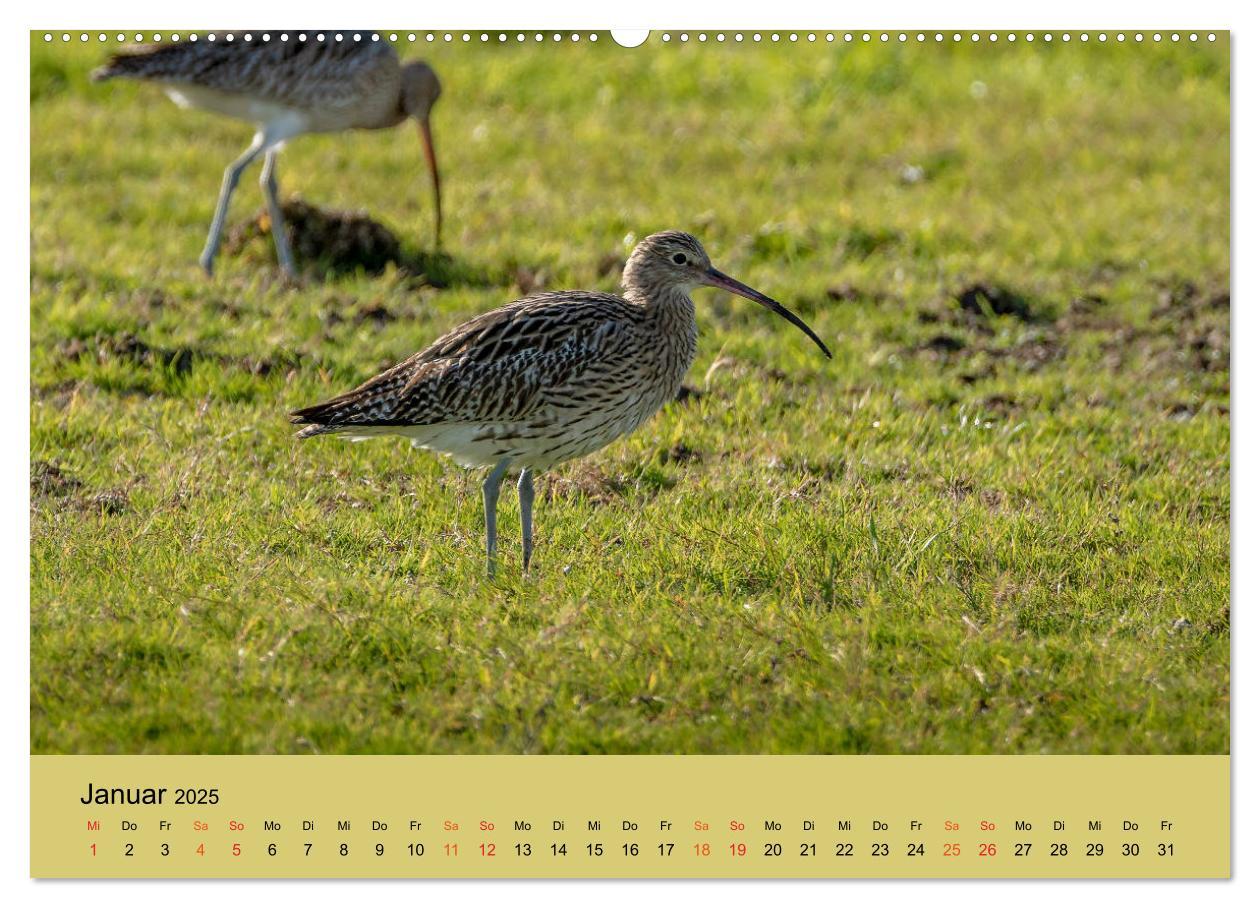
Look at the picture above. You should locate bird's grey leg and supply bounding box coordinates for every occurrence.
[259,149,296,278]
[518,468,535,571]
[482,458,511,576]
[200,134,266,276]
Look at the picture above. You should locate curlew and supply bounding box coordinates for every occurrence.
[93,32,442,277]
[291,231,831,574]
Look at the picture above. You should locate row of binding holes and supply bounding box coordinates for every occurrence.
[661,32,1216,43]
[41,31,1222,44]
[42,32,600,43]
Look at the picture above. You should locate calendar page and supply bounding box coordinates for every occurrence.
[28,23,1230,883]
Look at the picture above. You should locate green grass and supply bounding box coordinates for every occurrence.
[30,33,1229,754]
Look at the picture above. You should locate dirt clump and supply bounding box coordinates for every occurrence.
[226,199,403,274]
[31,460,82,497]
[954,283,1034,321]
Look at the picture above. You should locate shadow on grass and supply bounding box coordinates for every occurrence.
[397,248,499,289]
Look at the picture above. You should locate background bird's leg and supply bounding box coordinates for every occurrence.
[518,468,535,571]
[259,149,296,278]
[482,458,511,576]
[200,134,265,276]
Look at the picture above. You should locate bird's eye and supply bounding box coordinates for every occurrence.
[672,253,688,265]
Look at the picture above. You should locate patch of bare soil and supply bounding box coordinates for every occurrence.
[664,442,702,465]
[543,466,631,506]
[825,283,898,305]
[767,454,848,482]
[84,488,130,515]
[997,336,1064,371]
[56,330,303,380]
[919,333,967,356]
[1092,279,1230,376]
[57,331,196,375]
[31,460,81,497]
[954,282,1036,321]
[31,461,132,516]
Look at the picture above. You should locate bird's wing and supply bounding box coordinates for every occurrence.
[290,292,639,431]
[93,35,400,111]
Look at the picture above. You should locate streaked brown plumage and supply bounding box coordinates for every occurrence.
[292,231,832,572]
[93,33,442,276]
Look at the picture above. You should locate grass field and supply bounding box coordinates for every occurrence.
[30,33,1229,754]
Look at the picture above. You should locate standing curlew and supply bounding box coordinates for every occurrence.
[93,32,442,277]
[290,231,831,574]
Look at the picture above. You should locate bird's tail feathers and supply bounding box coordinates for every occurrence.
[91,44,177,82]
[289,398,401,440]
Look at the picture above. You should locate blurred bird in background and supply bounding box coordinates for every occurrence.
[94,32,443,277]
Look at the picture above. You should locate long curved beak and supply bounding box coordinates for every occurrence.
[417,116,442,248]
[702,267,832,359]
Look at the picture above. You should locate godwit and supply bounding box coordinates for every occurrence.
[291,231,831,574]
[93,33,442,277]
